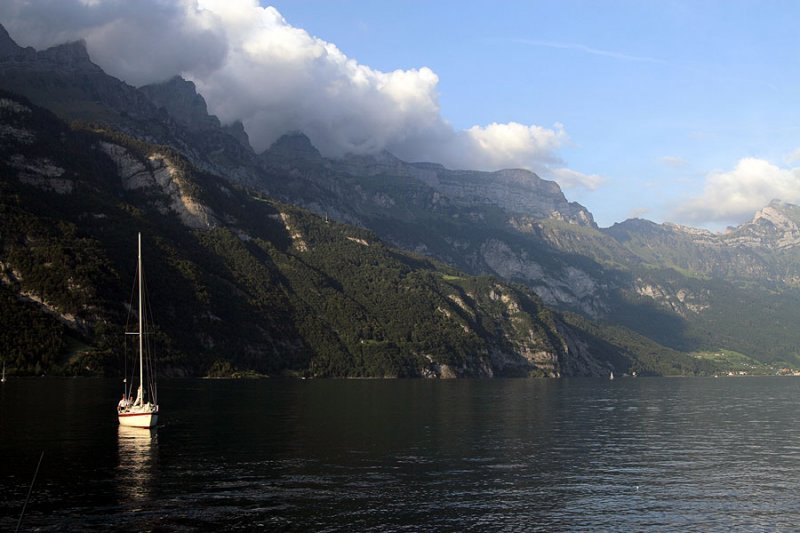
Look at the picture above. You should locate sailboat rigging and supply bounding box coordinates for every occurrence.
[117,233,159,428]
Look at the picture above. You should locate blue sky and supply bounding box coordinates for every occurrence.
[2,0,799,229]
[266,0,800,229]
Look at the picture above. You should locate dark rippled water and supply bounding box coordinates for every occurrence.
[2,377,800,531]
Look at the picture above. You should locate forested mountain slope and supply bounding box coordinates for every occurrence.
[2,89,711,377]
[1,25,795,375]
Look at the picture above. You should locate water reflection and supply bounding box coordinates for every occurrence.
[116,426,158,503]
[5,378,800,531]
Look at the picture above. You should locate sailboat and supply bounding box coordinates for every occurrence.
[117,233,159,428]
[1,361,6,383]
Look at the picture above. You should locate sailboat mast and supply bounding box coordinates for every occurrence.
[138,232,144,401]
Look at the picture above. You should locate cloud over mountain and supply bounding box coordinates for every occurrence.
[0,0,594,187]
[675,157,800,225]
[0,0,228,86]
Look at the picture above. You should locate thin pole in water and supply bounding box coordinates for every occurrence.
[15,450,44,533]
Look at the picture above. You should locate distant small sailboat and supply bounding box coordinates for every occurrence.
[117,233,159,428]
[609,371,614,380]
[1,361,6,383]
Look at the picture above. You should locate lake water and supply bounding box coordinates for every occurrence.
[2,377,800,531]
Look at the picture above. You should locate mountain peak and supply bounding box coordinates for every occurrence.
[265,132,322,160]
[140,75,221,131]
[0,23,94,67]
[0,24,19,55]
[493,168,562,196]
[751,200,800,228]
[0,23,34,59]
[39,40,98,69]
[717,200,800,250]
[605,218,666,243]
[144,75,200,98]
[610,217,660,231]
[768,198,786,208]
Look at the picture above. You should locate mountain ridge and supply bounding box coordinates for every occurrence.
[2,25,800,374]
[5,87,687,378]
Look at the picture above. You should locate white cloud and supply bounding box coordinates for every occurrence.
[550,167,605,190]
[390,121,570,173]
[462,122,566,168]
[674,157,800,224]
[0,0,595,190]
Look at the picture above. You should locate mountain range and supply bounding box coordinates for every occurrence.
[2,25,798,378]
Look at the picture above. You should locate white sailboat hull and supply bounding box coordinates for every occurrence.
[118,409,158,428]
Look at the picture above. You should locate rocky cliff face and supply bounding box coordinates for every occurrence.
[0,30,158,124]
[633,279,710,317]
[478,238,609,317]
[327,149,596,227]
[415,167,596,226]
[138,75,252,151]
[101,142,219,229]
[139,76,222,132]
[724,200,800,250]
